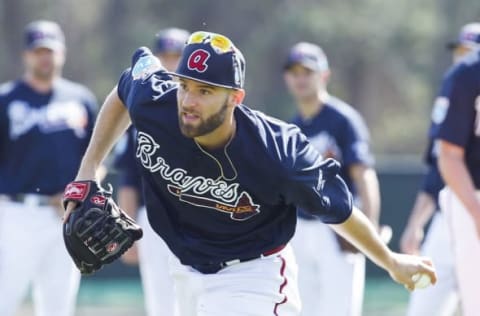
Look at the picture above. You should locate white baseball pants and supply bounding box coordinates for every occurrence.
[0,200,80,316]
[290,218,365,316]
[440,187,480,316]
[169,244,301,316]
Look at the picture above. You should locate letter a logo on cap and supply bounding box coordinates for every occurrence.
[187,49,210,73]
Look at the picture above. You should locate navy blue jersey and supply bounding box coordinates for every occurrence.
[420,121,443,206]
[436,50,480,188]
[114,126,143,192]
[116,47,352,266]
[417,76,451,204]
[424,68,453,165]
[0,79,97,195]
[291,97,374,195]
[420,163,444,205]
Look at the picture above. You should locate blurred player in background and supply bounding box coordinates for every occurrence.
[283,42,381,316]
[0,20,97,316]
[436,23,480,316]
[115,27,190,316]
[400,23,480,316]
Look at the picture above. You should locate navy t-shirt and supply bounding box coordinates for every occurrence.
[436,50,480,188]
[0,78,97,195]
[418,77,452,205]
[291,98,373,219]
[291,97,374,194]
[116,47,352,266]
[114,126,143,189]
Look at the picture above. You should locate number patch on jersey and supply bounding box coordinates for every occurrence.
[431,97,449,124]
[132,55,163,81]
[475,95,480,136]
[187,49,210,73]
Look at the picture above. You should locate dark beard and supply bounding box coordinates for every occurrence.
[179,100,229,138]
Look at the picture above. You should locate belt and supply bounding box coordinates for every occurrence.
[191,244,286,274]
[1,194,52,206]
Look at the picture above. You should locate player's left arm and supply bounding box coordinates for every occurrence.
[329,206,437,290]
[340,110,380,226]
[349,163,380,227]
[436,62,480,239]
[438,140,480,238]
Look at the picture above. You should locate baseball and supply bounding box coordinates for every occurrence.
[411,273,432,289]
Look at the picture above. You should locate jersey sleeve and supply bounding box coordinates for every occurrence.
[117,68,132,105]
[0,100,7,161]
[339,112,374,167]
[436,65,477,147]
[113,127,142,189]
[281,127,353,224]
[116,46,171,107]
[420,162,444,204]
[82,88,98,143]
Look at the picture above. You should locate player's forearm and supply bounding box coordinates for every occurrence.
[77,87,131,180]
[438,141,480,220]
[117,187,140,218]
[329,206,394,271]
[351,165,381,226]
[405,191,436,230]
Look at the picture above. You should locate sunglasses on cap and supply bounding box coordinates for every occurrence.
[187,31,235,54]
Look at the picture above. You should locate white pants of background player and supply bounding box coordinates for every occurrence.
[0,199,80,316]
[136,207,177,316]
[406,211,458,316]
[440,188,480,316]
[169,244,301,316]
[291,218,365,316]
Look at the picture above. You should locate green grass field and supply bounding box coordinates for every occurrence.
[17,277,411,316]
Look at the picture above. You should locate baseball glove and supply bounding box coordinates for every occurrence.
[62,180,143,274]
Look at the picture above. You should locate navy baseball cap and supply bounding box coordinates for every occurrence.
[447,23,480,50]
[169,31,245,89]
[154,28,190,54]
[284,42,329,72]
[24,20,65,51]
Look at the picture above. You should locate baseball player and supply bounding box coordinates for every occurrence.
[115,27,190,316]
[436,23,480,316]
[400,23,480,316]
[64,31,436,316]
[283,42,381,316]
[0,20,97,316]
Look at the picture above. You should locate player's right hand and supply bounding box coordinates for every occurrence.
[400,225,424,255]
[387,252,437,291]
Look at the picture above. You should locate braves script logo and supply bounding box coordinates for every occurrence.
[187,49,210,73]
[64,182,89,201]
[136,131,260,221]
[8,100,88,139]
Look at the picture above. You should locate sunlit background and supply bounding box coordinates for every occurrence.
[1,0,477,315]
